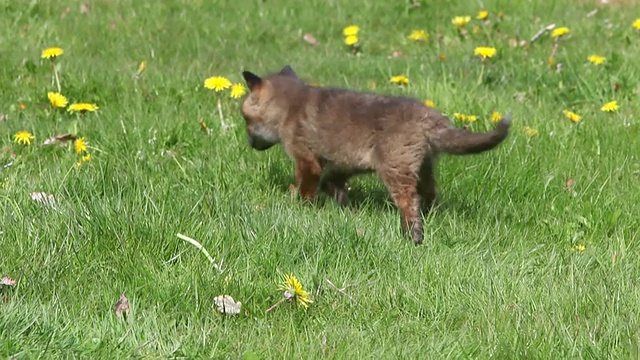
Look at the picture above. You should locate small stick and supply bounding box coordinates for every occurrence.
[530,24,556,43]
[326,279,357,303]
[586,9,598,18]
[216,97,226,129]
[549,39,560,60]
[265,299,285,314]
[52,62,62,93]
[176,233,221,272]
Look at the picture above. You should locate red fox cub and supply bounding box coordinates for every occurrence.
[240,65,511,245]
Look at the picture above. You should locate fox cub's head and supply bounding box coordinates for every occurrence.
[240,65,301,151]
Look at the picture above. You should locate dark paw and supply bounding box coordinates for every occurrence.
[334,189,350,207]
[412,226,424,245]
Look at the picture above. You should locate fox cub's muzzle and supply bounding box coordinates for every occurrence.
[246,124,279,151]
[248,135,276,151]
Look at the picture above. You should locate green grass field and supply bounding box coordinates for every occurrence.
[2,0,640,358]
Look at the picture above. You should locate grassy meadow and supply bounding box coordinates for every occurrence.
[2,0,640,358]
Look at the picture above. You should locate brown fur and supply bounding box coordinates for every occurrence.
[240,65,511,245]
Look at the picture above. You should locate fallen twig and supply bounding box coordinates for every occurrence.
[530,24,556,43]
[176,233,223,272]
[326,279,357,303]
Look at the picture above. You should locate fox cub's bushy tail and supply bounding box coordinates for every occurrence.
[432,115,511,155]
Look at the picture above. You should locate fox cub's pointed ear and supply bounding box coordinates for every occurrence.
[279,65,297,78]
[242,71,262,91]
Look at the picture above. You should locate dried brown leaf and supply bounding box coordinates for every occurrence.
[389,50,404,58]
[61,6,71,19]
[303,33,319,46]
[214,295,242,315]
[0,276,16,286]
[114,293,130,318]
[80,3,91,14]
[565,178,574,191]
[0,114,6,122]
[30,192,57,207]
[42,133,77,146]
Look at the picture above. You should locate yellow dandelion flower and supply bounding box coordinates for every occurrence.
[68,103,99,113]
[563,110,582,123]
[453,113,477,122]
[47,92,68,108]
[204,76,232,92]
[343,25,360,36]
[13,130,34,145]
[136,61,147,76]
[198,119,209,133]
[424,100,435,108]
[632,18,640,30]
[491,111,503,123]
[74,137,88,154]
[476,10,489,20]
[601,100,618,112]
[524,126,539,137]
[408,30,428,42]
[76,153,92,168]
[474,46,497,59]
[551,27,570,38]
[570,244,586,252]
[230,83,247,99]
[279,273,312,308]
[439,53,447,61]
[452,16,471,28]
[344,34,359,46]
[389,75,409,86]
[587,55,605,65]
[41,47,64,59]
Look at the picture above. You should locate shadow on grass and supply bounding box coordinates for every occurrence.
[264,160,394,210]
[263,160,482,218]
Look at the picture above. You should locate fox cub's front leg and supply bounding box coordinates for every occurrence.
[293,156,322,201]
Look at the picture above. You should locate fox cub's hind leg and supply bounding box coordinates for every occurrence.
[418,158,437,210]
[320,171,351,207]
[378,169,424,245]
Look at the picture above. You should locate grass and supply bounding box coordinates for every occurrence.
[1,0,640,358]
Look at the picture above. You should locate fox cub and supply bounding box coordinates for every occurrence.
[240,65,511,245]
